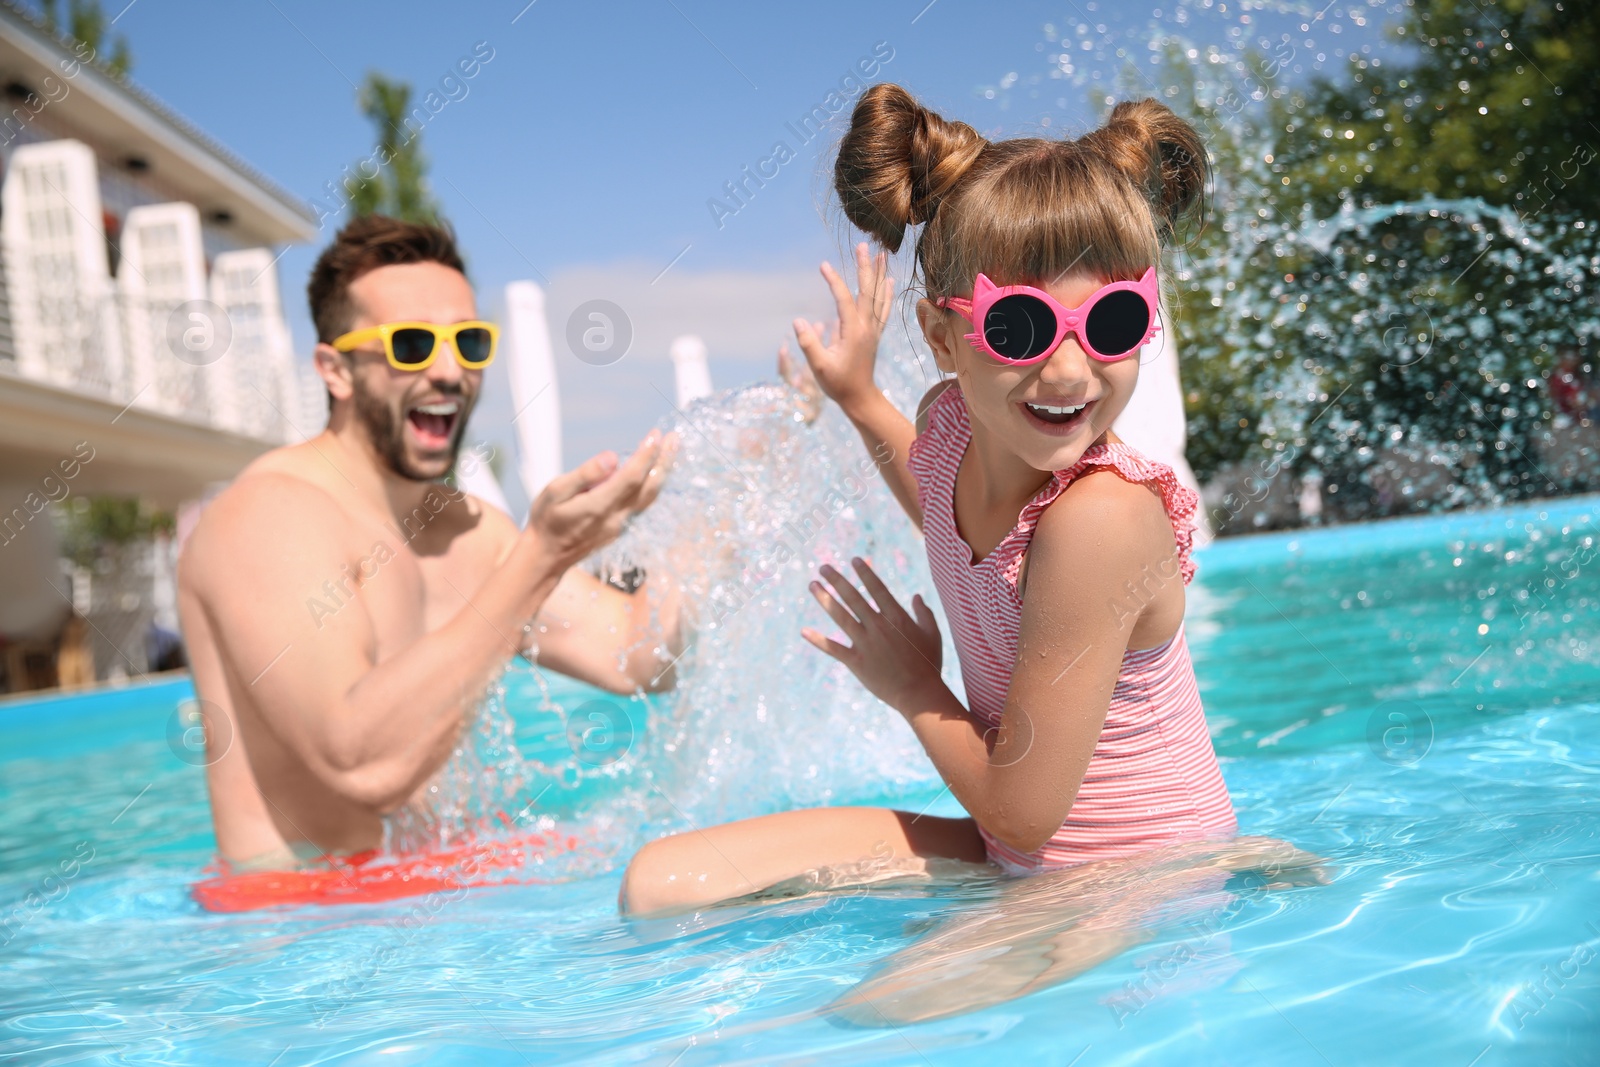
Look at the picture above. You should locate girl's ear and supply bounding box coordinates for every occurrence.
[915,298,960,375]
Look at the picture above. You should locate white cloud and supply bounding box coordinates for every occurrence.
[467,261,846,514]
[541,260,839,366]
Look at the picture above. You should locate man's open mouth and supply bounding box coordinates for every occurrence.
[406,399,461,451]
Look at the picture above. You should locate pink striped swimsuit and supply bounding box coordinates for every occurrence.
[906,386,1236,874]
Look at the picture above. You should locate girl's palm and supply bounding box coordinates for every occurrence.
[802,558,943,714]
[791,242,893,408]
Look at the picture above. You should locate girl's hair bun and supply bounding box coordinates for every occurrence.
[1083,98,1208,236]
[830,87,1208,297]
[834,83,988,253]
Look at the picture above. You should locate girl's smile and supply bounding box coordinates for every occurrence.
[1018,396,1098,435]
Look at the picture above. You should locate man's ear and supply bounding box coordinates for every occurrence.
[314,343,354,403]
[914,298,960,375]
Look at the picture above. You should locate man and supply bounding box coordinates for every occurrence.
[178,215,679,868]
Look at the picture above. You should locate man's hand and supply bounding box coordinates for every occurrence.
[801,557,944,715]
[791,242,893,411]
[526,429,677,569]
[777,342,823,425]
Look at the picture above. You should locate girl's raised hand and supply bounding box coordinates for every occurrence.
[791,242,893,409]
[802,558,943,714]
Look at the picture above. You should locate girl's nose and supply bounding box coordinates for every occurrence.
[1036,334,1092,389]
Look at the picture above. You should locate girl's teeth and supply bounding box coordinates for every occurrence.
[1027,402,1085,415]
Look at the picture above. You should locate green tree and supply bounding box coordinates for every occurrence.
[1275,0,1599,219]
[1282,202,1595,518]
[1261,0,1600,517]
[57,496,174,569]
[1104,28,1599,522]
[345,72,443,225]
[38,0,133,77]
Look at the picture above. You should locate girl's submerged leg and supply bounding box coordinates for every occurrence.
[830,835,1331,1026]
[620,807,987,918]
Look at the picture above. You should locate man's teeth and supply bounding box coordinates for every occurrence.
[1026,401,1086,416]
[414,401,461,416]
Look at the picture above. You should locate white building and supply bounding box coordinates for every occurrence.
[0,4,316,689]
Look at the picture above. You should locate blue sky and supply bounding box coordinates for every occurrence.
[95,0,1395,510]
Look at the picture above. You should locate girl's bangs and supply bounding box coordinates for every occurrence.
[929,148,1161,295]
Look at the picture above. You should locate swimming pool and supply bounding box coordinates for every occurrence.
[2,493,1596,1065]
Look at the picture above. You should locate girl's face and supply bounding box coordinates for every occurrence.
[918,273,1143,474]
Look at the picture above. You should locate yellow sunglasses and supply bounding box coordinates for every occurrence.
[331,320,499,371]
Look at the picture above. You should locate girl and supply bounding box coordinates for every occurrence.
[621,84,1258,919]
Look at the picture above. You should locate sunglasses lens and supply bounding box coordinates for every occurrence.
[390,328,437,366]
[454,327,494,366]
[984,294,1057,361]
[1083,290,1151,358]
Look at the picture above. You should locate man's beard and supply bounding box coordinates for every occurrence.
[351,379,469,481]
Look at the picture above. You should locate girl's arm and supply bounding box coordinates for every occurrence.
[805,472,1179,853]
[790,243,927,530]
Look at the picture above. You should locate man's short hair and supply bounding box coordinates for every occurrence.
[307,214,467,344]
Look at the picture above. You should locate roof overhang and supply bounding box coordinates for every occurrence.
[0,3,317,246]
[0,371,278,510]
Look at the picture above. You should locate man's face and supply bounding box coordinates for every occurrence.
[339,262,482,482]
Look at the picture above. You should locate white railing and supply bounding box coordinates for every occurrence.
[0,138,304,444]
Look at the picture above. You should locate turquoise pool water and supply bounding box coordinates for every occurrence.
[2,495,1596,1065]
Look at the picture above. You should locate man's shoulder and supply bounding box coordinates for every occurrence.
[214,462,347,529]
[182,454,353,577]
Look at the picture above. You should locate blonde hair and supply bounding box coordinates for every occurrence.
[834,83,1208,297]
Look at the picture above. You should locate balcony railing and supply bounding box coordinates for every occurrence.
[0,137,306,444]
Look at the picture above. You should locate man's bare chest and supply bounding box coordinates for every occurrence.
[324,494,503,655]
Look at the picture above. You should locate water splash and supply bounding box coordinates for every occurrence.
[585,335,951,832]
[381,677,531,855]
[389,335,953,863]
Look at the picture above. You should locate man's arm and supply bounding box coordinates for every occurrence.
[529,567,684,694]
[183,442,667,814]
[468,488,685,695]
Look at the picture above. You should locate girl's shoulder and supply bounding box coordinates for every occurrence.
[1030,443,1200,586]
